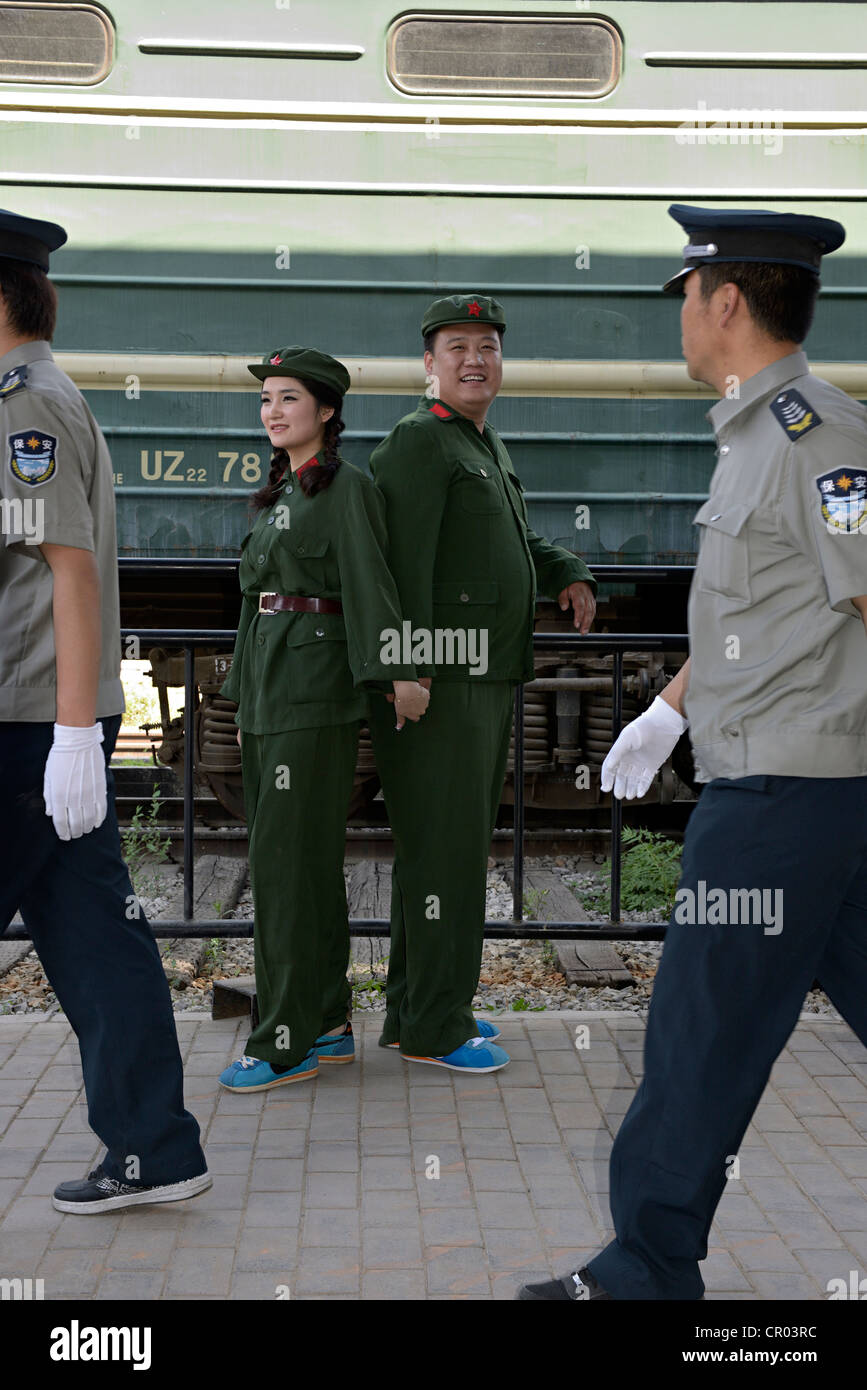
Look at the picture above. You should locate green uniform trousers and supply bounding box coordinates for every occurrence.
[241,722,358,1067]
[367,681,515,1057]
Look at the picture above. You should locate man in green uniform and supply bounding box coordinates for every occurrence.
[367,294,597,1072]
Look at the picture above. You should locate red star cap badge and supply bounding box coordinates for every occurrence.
[270,354,282,364]
[467,300,482,317]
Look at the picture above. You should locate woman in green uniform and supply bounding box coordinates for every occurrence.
[218,346,428,1092]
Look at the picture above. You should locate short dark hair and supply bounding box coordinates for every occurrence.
[0,258,57,340]
[423,325,505,354]
[697,261,819,344]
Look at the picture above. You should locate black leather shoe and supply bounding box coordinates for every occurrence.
[516,1266,612,1300]
[52,1162,212,1214]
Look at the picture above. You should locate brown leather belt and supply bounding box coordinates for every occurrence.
[258,592,343,615]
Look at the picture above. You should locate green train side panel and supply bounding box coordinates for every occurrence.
[1,0,865,560]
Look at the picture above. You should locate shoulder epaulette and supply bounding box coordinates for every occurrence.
[769,387,823,442]
[0,363,29,400]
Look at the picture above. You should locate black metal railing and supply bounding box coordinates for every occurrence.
[3,625,690,946]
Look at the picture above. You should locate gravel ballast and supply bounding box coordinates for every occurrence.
[0,855,841,1021]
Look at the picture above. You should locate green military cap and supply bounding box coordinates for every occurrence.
[247,345,351,395]
[421,293,506,337]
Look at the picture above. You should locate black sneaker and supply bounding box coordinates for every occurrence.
[516,1266,612,1300]
[52,1163,212,1214]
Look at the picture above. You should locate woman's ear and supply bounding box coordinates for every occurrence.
[320,404,336,424]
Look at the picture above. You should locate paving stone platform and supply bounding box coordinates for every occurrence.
[1,1011,865,1300]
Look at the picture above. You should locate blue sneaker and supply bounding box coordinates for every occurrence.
[385,1017,500,1049]
[219,1051,318,1091]
[313,1022,355,1065]
[401,1036,510,1073]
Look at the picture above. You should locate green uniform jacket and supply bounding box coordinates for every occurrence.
[369,396,597,683]
[220,457,416,732]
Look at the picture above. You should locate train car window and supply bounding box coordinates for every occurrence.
[387,12,621,98]
[0,2,113,84]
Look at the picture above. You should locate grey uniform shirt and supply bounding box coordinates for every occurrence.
[685,350,867,782]
[0,340,124,722]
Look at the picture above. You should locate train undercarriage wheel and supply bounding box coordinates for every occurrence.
[195,693,246,820]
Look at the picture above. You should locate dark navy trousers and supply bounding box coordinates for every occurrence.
[586,773,867,1300]
[0,715,206,1185]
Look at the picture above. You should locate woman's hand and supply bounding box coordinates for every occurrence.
[391,679,430,730]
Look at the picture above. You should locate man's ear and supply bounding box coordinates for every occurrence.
[423,349,434,375]
[718,282,741,329]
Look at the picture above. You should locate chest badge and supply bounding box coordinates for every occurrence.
[0,363,28,399]
[815,467,867,534]
[8,429,57,487]
[769,388,822,441]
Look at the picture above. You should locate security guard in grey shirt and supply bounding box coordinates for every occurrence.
[0,210,209,1213]
[520,206,867,1301]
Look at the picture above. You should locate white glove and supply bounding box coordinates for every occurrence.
[600,695,688,801]
[43,723,108,840]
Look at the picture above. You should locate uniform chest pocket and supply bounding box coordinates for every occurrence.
[454,458,503,514]
[693,501,753,604]
[504,469,529,522]
[283,537,329,561]
[274,535,331,591]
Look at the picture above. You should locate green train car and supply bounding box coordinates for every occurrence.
[4,0,866,814]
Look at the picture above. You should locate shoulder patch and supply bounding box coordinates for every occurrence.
[815,466,867,534]
[769,388,823,441]
[0,363,28,400]
[8,428,58,487]
[429,401,453,420]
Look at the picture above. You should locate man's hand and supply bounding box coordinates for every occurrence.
[44,722,108,840]
[601,696,688,801]
[559,581,596,634]
[385,676,433,728]
[390,680,431,730]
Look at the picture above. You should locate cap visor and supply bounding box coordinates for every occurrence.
[661,266,692,295]
[247,364,305,380]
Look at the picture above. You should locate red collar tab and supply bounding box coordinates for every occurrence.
[296,455,320,474]
[429,402,452,419]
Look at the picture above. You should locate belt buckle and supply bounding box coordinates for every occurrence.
[258,592,277,615]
